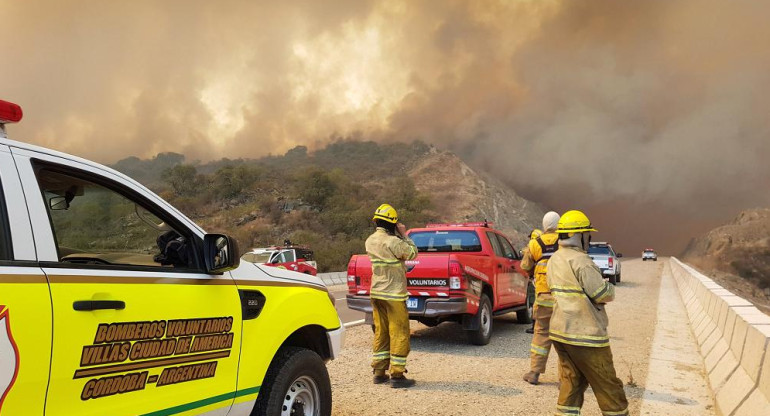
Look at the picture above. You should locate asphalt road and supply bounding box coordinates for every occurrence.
[330,287,365,325]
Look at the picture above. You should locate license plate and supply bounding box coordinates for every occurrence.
[406,297,419,310]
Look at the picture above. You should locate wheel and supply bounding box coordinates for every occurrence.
[616,273,621,283]
[654,259,657,261]
[252,347,331,416]
[609,274,617,285]
[642,258,646,261]
[467,294,493,345]
[517,283,534,324]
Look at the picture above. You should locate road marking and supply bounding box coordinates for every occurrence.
[343,319,365,328]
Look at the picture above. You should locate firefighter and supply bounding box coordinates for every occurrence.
[523,228,543,335]
[366,203,419,388]
[521,212,560,384]
[547,210,628,416]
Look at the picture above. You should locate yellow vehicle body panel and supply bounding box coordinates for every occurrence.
[234,281,341,395]
[44,273,243,416]
[0,270,52,416]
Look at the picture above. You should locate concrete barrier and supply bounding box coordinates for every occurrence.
[670,257,770,415]
[318,271,348,287]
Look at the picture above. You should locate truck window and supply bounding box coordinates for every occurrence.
[410,230,482,252]
[280,250,296,262]
[486,231,504,257]
[34,168,199,271]
[587,246,611,255]
[0,179,10,260]
[495,234,519,260]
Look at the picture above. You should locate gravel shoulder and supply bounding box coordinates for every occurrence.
[328,258,664,415]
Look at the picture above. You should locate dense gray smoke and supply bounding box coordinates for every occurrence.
[3,0,769,255]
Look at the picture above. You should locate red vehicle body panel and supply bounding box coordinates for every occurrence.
[347,226,529,317]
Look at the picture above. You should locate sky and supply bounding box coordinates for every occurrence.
[3,0,770,255]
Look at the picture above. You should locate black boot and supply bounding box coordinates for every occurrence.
[373,370,389,384]
[525,322,535,334]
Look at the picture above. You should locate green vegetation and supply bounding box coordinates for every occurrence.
[113,140,436,272]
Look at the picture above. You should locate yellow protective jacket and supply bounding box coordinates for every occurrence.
[366,227,418,302]
[521,232,559,296]
[546,245,615,347]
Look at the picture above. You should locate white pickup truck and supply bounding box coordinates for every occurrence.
[587,242,623,285]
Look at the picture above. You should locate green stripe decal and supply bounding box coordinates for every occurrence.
[140,386,260,416]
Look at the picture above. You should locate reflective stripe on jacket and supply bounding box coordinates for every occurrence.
[366,228,418,301]
[521,232,559,295]
[547,245,615,347]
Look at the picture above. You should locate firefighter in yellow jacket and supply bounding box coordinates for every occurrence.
[547,210,628,416]
[366,203,418,388]
[521,211,560,385]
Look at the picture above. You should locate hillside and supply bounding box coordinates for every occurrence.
[682,208,770,312]
[112,140,545,271]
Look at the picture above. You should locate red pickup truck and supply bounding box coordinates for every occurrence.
[346,222,533,345]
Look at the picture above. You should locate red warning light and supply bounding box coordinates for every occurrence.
[0,100,23,124]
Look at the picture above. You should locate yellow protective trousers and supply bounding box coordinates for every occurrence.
[371,298,411,376]
[530,293,554,373]
[552,341,629,416]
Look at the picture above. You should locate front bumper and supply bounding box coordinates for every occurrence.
[346,295,467,317]
[326,322,345,360]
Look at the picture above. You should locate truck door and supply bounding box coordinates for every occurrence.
[0,146,52,416]
[485,231,514,306]
[493,234,527,305]
[13,152,243,416]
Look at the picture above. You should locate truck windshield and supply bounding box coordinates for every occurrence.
[409,230,482,252]
[588,246,611,255]
[242,252,274,263]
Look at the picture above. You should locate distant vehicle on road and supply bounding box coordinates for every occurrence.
[346,222,533,345]
[242,245,318,275]
[642,248,658,261]
[588,242,623,285]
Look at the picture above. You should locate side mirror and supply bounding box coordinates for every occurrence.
[204,234,240,274]
[49,196,70,211]
[617,253,623,258]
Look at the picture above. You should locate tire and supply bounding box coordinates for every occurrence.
[252,347,331,416]
[517,283,534,324]
[467,294,493,345]
[616,273,621,283]
[609,274,617,285]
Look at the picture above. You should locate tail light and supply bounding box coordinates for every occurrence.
[347,260,356,289]
[608,257,614,268]
[448,261,466,289]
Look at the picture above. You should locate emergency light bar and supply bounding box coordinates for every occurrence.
[426,221,494,228]
[0,100,23,124]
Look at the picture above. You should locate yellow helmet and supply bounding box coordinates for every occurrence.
[373,203,398,224]
[530,229,543,239]
[556,210,597,234]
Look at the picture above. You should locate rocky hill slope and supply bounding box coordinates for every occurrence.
[113,140,545,271]
[409,147,544,247]
[682,208,770,311]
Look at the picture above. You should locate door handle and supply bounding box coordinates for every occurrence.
[73,300,126,311]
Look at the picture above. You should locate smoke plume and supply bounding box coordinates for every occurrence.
[3,0,769,254]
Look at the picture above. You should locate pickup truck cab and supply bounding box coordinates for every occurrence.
[242,245,318,276]
[0,99,342,416]
[588,241,623,285]
[346,222,533,345]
